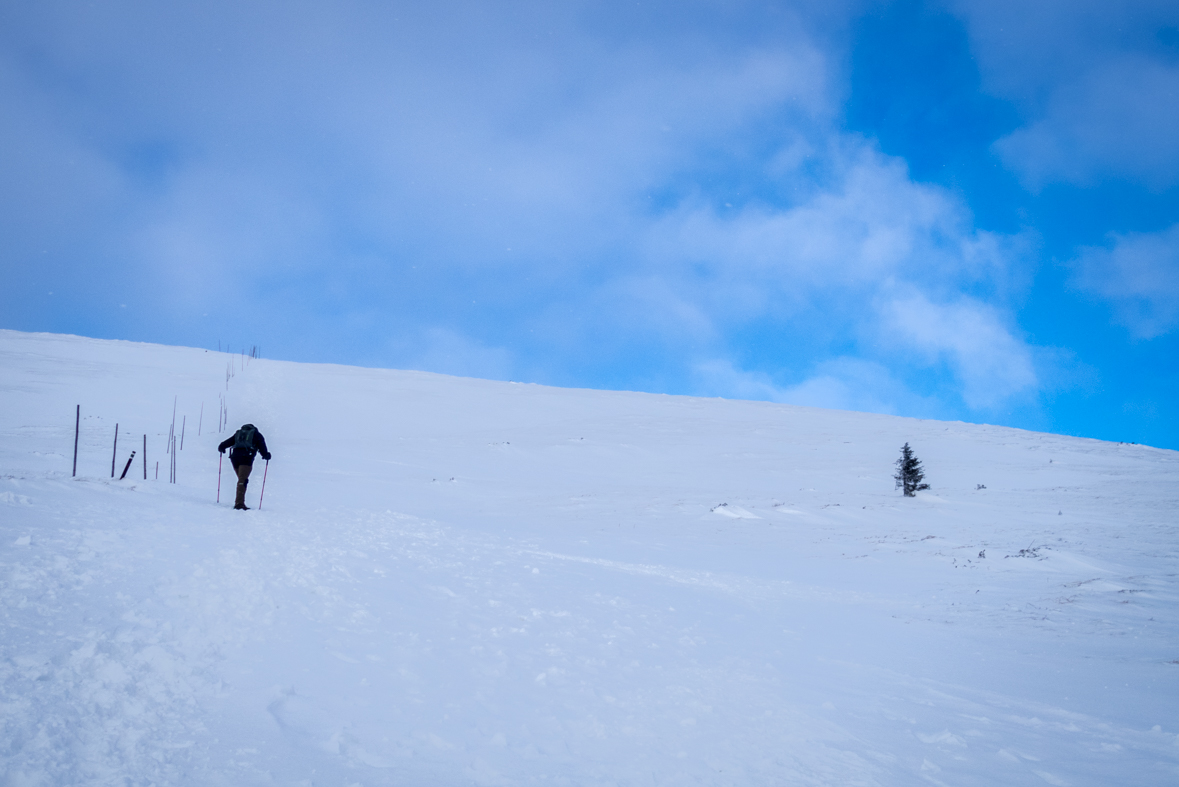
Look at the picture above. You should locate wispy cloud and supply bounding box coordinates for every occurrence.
[1073,224,1179,339]
[628,139,1038,411]
[950,0,1179,190]
[692,356,946,417]
[880,291,1036,409]
[993,57,1179,190]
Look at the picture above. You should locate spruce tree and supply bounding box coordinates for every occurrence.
[894,442,930,497]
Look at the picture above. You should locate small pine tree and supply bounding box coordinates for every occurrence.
[894,442,930,497]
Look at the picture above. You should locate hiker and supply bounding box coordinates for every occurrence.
[218,424,272,510]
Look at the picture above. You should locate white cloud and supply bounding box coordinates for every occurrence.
[693,356,945,417]
[950,0,1179,189]
[692,359,787,402]
[993,57,1179,190]
[881,292,1036,409]
[631,140,1039,411]
[643,139,1031,297]
[397,327,514,381]
[133,167,328,307]
[1073,224,1179,338]
[0,0,1049,418]
[0,56,128,258]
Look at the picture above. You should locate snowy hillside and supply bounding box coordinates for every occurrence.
[2,329,1177,786]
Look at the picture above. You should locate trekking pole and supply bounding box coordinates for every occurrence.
[216,453,223,503]
[258,459,269,510]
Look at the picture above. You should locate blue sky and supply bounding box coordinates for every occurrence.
[2,0,1177,448]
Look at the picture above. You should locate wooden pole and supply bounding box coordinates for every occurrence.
[167,396,177,453]
[180,415,186,450]
[111,423,119,477]
[73,405,80,477]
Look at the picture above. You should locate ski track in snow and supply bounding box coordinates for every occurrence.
[1,329,1178,786]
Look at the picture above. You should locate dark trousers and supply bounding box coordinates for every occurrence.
[234,462,253,507]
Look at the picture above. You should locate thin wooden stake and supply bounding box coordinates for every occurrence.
[73,405,80,477]
[168,396,177,453]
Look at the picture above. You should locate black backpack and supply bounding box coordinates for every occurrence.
[233,424,257,452]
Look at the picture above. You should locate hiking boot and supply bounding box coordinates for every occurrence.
[234,503,250,510]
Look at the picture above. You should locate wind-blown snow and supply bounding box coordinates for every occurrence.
[1,329,1177,786]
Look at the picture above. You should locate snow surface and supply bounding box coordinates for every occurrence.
[1,329,1177,786]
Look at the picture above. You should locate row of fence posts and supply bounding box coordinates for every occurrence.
[72,398,223,484]
[70,344,256,489]
[71,407,273,508]
[73,411,157,483]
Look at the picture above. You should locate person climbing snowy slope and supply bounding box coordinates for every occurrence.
[218,424,272,510]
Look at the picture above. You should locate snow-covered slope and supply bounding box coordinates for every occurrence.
[2,329,1177,786]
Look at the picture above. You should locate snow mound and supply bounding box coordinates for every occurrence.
[711,502,760,519]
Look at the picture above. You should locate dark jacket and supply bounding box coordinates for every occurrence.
[219,427,271,466]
